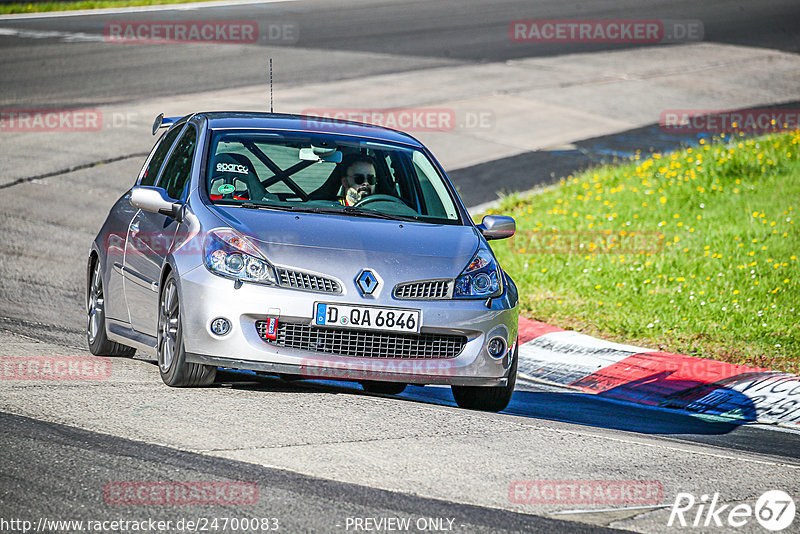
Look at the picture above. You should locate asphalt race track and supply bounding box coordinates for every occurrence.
[1,0,799,106]
[2,411,611,533]
[2,1,800,532]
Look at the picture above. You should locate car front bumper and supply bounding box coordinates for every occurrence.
[178,265,519,386]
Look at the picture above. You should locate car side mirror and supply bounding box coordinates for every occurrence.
[130,186,183,222]
[477,215,515,240]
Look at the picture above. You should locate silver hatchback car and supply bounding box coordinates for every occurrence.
[87,112,519,411]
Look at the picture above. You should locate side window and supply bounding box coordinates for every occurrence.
[158,126,197,200]
[139,126,182,186]
[411,151,457,219]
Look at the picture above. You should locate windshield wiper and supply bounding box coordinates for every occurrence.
[292,205,418,221]
[222,202,419,221]
[238,202,297,212]
[341,206,420,221]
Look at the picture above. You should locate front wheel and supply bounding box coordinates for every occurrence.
[157,273,216,387]
[451,341,517,412]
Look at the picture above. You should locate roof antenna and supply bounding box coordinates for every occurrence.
[269,58,273,114]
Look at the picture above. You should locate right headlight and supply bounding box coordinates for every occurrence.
[204,228,277,285]
[453,245,503,299]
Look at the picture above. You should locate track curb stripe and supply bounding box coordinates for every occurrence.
[517,317,800,427]
[517,319,563,344]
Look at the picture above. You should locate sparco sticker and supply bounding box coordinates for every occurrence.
[216,162,249,174]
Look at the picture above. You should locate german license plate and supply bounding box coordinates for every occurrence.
[314,303,420,333]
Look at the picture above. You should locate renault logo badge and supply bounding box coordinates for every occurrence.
[356,270,379,295]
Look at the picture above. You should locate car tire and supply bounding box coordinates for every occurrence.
[158,273,216,387]
[360,381,407,395]
[451,341,517,412]
[87,258,135,357]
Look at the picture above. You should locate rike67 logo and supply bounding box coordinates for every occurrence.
[668,490,795,531]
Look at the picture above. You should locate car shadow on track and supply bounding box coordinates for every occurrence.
[397,383,746,435]
[505,390,747,435]
[212,369,749,435]
[210,369,800,462]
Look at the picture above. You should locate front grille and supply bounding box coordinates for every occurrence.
[276,267,340,294]
[393,279,453,300]
[256,321,466,359]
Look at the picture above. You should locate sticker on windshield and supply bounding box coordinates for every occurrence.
[217,184,235,194]
[216,162,249,174]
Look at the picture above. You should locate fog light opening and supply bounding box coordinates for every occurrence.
[210,317,231,336]
[487,337,506,358]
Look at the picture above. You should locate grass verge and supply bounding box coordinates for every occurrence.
[0,0,221,15]
[487,130,799,374]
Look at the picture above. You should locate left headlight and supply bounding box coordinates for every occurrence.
[204,228,277,285]
[453,245,503,298]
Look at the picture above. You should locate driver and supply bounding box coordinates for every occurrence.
[338,154,377,206]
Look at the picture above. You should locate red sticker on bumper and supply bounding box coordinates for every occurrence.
[264,317,278,340]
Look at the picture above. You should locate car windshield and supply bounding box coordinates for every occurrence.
[205,130,461,223]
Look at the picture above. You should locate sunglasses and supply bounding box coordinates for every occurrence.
[348,173,376,185]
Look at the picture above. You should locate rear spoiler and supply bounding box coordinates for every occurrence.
[151,113,183,135]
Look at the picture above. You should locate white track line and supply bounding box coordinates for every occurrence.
[0,27,102,41]
[552,504,671,515]
[0,0,294,21]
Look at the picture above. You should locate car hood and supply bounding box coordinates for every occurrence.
[206,205,480,282]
